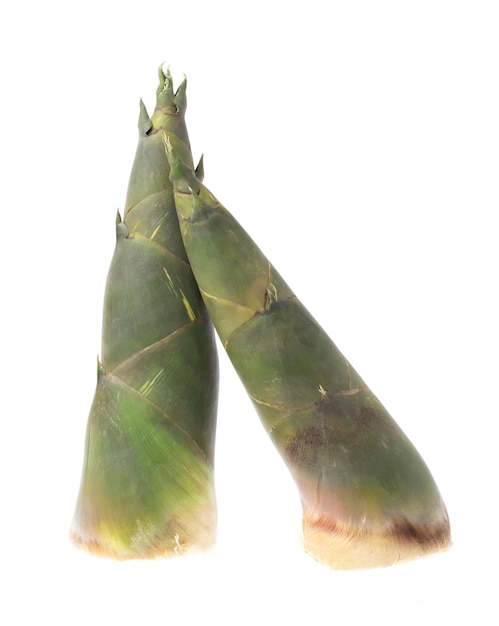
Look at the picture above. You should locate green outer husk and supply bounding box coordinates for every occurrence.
[166,142,450,569]
[70,68,219,559]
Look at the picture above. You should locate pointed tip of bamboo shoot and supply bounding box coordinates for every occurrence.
[156,63,174,97]
[155,63,187,115]
[174,75,188,112]
[301,511,451,570]
[115,211,129,239]
[165,140,200,194]
[195,154,204,182]
[138,99,153,136]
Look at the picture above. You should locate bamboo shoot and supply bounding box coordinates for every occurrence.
[166,141,450,569]
[70,68,218,560]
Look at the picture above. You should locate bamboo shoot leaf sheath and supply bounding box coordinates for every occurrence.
[70,68,219,560]
[166,141,450,570]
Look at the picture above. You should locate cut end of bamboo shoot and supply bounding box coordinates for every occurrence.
[69,510,217,561]
[301,510,451,570]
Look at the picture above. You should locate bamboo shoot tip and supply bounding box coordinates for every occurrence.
[158,62,171,82]
[138,100,152,135]
[195,154,204,182]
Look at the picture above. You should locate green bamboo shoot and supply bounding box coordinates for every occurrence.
[166,141,450,570]
[70,68,218,559]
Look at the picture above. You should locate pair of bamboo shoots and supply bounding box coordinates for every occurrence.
[70,67,450,569]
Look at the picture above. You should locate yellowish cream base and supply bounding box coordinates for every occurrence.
[70,531,216,561]
[69,512,216,561]
[302,515,451,570]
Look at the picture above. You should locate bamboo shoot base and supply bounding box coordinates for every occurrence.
[69,514,216,561]
[301,512,451,570]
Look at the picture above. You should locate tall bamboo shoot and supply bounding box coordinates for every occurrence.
[70,68,218,559]
[166,142,450,570]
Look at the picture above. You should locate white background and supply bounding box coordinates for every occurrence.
[1,1,498,624]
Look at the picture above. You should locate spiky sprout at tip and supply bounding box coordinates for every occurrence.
[154,64,187,113]
[163,136,202,192]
